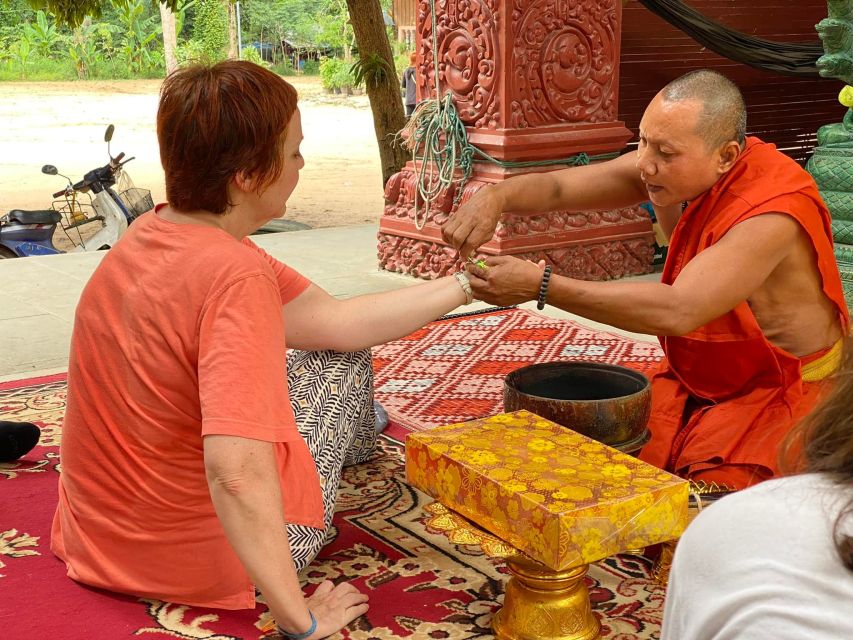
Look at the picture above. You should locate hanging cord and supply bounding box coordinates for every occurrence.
[398,0,616,230]
[634,0,823,77]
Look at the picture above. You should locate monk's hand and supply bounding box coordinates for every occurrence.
[442,186,502,259]
[466,255,543,306]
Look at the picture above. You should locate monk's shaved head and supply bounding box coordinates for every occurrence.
[661,69,747,149]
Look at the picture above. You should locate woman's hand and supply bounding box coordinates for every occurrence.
[297,580,369,639]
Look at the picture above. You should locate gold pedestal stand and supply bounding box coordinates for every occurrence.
[492,555,600,640]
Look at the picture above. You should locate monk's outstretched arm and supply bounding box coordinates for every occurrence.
[468,213,800,336]
[442,151,649,259]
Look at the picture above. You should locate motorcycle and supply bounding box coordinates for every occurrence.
[0,124,153,258]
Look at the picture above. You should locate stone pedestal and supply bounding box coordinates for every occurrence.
[378,0,655,280]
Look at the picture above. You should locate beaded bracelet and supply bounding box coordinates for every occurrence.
[277,610,317,640]
[454,270,474,305]
[536,265,552,310]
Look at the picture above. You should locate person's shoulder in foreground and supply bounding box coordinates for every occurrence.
[661,473,853,640]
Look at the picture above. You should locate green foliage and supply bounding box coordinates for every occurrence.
[192,0,227,62]
[0,0,398,83]
[7,34,33,77]
[302,58,319,75]
[0,54,76,80]
[271,59,294,76]
[319,56,354,90]
[111,0,162,74]
[175,37,205,65]
[319,55,341,90]
[351,52,392,90]
[0,0,34,30]
[394,52,410,79]
[238,43,265,66]
[23,10,63,57]
[68,20,100,78]
[174,0,196,36]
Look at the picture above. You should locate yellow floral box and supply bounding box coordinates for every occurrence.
[406,410,689,571]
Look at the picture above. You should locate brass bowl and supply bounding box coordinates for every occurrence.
[504,361,651,453]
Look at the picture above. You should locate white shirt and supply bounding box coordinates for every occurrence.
[661,474,853,639]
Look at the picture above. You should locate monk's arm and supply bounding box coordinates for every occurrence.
[443,151,649,258]
[541,213,800,335]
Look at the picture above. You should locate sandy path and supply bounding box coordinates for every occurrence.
[0,77,385,249]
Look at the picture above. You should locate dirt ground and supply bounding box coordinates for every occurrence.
[0,77,386,251]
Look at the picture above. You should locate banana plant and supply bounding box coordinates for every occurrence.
[23,10,63,57]
[111,0,162,73]
[9,34,33,78]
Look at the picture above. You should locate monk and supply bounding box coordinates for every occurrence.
[442,69,850,490]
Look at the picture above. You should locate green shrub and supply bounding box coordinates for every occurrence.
[193,0,228,63]
[0,55,76,81]
[333,62,354,91]
[319,56,342,90]
[395,52,411,79]
[176,39,207,66]
[302,59,320,75]
[271,59,295,76]
[239,46,267,66]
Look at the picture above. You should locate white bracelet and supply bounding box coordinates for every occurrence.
[454,271,474,305]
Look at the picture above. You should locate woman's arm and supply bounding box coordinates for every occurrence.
[204,435,368,639]
[283,275,468,352]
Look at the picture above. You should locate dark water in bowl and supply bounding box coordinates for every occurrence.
[510,369,645,401]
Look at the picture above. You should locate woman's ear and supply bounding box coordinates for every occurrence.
[232,170,256,194]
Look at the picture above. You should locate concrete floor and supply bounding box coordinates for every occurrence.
[0,224,657,382]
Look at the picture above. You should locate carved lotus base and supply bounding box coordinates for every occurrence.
[377,229,655,281]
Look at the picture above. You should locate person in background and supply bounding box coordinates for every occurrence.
[401,51,418,117]
[661,338,853,639]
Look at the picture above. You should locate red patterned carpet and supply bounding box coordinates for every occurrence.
[1,309,667,639]
[373,307,663,431]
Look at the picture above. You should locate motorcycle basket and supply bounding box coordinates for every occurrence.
[119,188,154,220]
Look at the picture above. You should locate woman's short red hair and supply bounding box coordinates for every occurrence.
[157,61,298,214]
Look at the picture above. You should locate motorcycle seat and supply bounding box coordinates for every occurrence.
[7,209,62,225]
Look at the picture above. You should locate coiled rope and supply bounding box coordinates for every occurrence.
[400,0,616,230]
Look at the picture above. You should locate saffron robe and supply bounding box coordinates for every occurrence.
[638,137,850,485]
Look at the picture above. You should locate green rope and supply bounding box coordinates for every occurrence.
[402,0,617,230]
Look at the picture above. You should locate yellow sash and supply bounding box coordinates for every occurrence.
[801,339,844,383]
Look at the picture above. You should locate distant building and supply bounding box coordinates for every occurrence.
[390,0,416,47]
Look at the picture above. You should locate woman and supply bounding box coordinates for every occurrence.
[51,61,474,639]
[661,339,853,638]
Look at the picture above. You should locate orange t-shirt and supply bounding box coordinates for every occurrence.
[51,209,323,610]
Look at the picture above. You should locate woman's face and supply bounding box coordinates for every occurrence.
[246,108,304,227]
[267,108,305,218]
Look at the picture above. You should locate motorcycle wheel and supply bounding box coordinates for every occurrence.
[0,246,17,259]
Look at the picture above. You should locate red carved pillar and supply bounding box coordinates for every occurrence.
[378,0,654,280]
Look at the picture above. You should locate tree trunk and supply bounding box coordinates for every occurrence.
[159,2,178,74]
[346,0,408,186]
[227,0,238,59]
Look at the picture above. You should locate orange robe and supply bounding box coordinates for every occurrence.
[638,137,850,489]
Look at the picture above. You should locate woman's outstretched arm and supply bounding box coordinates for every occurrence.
[283,277,468,352]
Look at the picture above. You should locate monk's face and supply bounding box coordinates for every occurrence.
[636,94,734,207]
